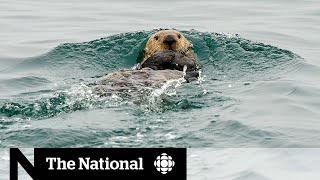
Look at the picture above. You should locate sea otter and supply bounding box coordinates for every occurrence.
[93,30,201,97]
[140,30,200,71]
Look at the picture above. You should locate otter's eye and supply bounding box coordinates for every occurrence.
[177,34,181,39]
[154,36,159,41]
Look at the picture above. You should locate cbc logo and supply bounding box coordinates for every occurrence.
[154,153,175,174]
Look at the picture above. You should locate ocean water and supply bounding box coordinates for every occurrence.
[1,0,320,179]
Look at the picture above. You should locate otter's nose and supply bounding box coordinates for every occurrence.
[163,35,177,46]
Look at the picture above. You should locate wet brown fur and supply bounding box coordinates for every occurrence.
[142,30,197,64]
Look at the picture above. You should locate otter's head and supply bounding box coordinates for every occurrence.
[142,30,196,63]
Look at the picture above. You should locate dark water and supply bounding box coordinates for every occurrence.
[0,30,308,148]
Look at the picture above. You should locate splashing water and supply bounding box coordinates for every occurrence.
[0,83,128,120]
[196,69,208,94]
[151,65,188,97]
[0,29,306,149]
